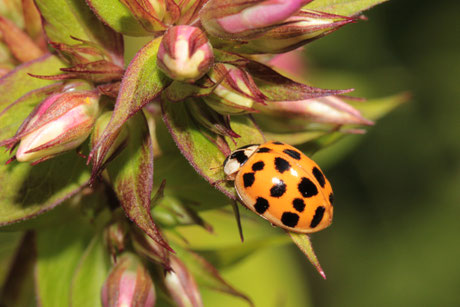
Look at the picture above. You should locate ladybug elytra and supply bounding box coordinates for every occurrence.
[223,141,334,233]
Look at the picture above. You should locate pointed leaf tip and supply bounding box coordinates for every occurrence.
[288,232,327,279]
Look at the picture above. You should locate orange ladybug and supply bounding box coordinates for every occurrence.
[223,141,334,233]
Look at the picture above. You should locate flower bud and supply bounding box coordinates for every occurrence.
[235,10,355,54]
[3,91,100,163]
[203,64,265,114]
[200,0,311,40]
[90,111,129,166]
[157,25,213,82]
[101,253,156,307]
[164,256,203,307]
[261,95,374,126]
[103,216,129,259]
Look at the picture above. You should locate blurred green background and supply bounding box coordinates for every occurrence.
[305,0,460,306]
[182,0,460,306]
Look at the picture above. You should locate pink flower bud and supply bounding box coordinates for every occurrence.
[200,0,311,40]
[261,95,374,126]
[164,256,203,307]
[157,25,213,82]
[103,214,129,260]
[101,253,156,307]
[235,10,355,54]
[3,90,100,163]
[203,63,265,114]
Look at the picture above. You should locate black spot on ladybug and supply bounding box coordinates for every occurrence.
[257,147,271,153]
[270,179,286,197]
[292,198,305,212]
[310,206,325,228]
[231,150,249,164]
[283,149,301,160]
[298,177,318,198]
[238,144,257,149]
[243,172,255,188]
[329,193,334,205]
[281,212,299,227]
[272,141,284,145]
[252,161,265,172]
[254,197,269,214]
[274,157,290,173]
[312,167,326,188]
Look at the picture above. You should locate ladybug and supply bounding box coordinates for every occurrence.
[223,141,333,233]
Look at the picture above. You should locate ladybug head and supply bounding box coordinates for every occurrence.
[223,144,259,180]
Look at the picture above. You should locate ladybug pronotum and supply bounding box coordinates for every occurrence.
[223,141,334,233]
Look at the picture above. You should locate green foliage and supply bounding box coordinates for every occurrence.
[35,217,94,306]
[91,37,170,173]
[162,100,265,200]
[70,234,110,307]
[34,0,122,57]
[0,55,63,113]
[86,0,150,36]
[0,0,410,305]
[107,112,171,251]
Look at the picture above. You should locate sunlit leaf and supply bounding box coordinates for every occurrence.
[107,112,172,252]
[305,0,389,16]
[0,54,64,113]
[35,0,123,64]
[35,217,94,306]
[193,235,290,269]
[86,0,151,36]
[70,234,110,307]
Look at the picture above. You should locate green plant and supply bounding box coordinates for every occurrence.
[0,0,404,305]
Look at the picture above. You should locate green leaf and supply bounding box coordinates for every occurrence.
[70,234,110,307]
[107,112,172,252]
[193,235,290,270]
[35,217,94,307]
[90,37,170,174]
[246,61,352,101]
[161,99,265,201]
[86,0,151,36]
[0,54,64,113]
[34,0,123,63]
[305,0,389,16]
[288,232,326,279]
